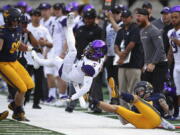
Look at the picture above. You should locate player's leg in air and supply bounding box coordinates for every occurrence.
[57,12,76,81]
[32,13,76,81]
[31,14,76,78]
[0,110,9,120]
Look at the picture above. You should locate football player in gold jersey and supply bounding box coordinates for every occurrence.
[0,8,35,121]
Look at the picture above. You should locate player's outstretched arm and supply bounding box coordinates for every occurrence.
[70,76,93,101]
[31,50,57,67]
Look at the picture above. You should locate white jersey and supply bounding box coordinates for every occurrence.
[49,16,66,56]
[106,21,123,56]
[73,15,84,30]
[168,28,180,96]
[168,28,180,64]
[40,16,54,33]
[65,57,104,84]
[25,23,53,65]
[0,12,4,26]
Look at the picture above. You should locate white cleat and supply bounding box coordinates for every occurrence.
[117,115,128,125]
[54,99,67,107]
[67,12,75,27]
[160,118,175,130]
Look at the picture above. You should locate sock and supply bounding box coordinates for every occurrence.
[59,93,68,99]
[48,88,56,98]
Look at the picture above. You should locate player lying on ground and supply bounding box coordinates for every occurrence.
[89,78,175,129]
[32,13,107,103]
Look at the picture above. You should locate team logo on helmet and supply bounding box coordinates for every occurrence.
[3,10,10,17]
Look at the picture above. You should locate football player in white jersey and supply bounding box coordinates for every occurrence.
[167,5,180,119]
[39,3,54,32]
[45,3,68,105]
[32,13,107,103]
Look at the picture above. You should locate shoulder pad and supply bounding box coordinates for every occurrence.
[59,18,67,27]
[81,64,95,77]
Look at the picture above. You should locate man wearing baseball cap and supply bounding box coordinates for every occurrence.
[152,7,171,30]
[152,7,172,55]
[136,8,168,94]
[142,1,156,22]
[38,3,53,32]
[114,9,144,109]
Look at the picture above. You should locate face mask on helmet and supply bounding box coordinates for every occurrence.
[84,40,107,60]
[20,14,29,24]
[134,81,153,99]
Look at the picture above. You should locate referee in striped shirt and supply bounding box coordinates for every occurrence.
[135,8,168,93]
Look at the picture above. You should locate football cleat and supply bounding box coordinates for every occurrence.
[117,115,128,125]
[160,118,175,130]
[12,112,29,121]
[32,104,42,109]
[54,99,67,107]
[108,77,119,98]
[88,97,100,111]
[110,98,120,105]
[0,111,9,120]
[65,106,74,113]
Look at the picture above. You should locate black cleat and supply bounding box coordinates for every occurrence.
[12,112,29,121]
[92,107,102,113]
[32,104,42,109]
[110,97,120,105]
[120,92,134,103]
[65,106,74,113]
[0,111,9,120]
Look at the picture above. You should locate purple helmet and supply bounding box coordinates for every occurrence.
[65,2,79,12]
[16,1,28,8]
[170,5,180,13]
[70,2,79,11]
[26,6,32,13]
[83,4,94,12]
[84,40,107,60]
[2,4,12,10]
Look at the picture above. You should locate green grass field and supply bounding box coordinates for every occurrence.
[0,119,65,135]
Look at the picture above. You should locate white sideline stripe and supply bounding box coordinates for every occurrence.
[2,131,53,133]
[0,95,178,135]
